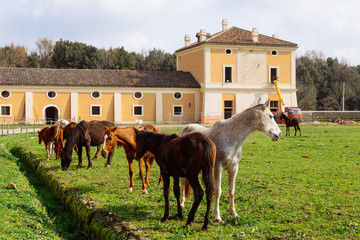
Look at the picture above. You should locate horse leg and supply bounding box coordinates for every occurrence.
[127,157,134,193]
[294,125,297,136]
[203,170,215,230]
[45,143,50,160]
[161,173,171,223]
[298,125,302,136]
[286,126,290,136]
[93,145,100,159]
[173,176,183,219]
[104,148,113,167]
[86,142,92,170]
[214,165,223,222]
[180,178,191,208]
[138,157,147,194]
[76,145,83,169]
[228,164,239,217]
[186,176,204,227]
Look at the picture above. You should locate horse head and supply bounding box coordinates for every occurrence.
[38,130,43,144]
[256,99,282,141]
[101,126,117,158]
[134,127,149,161]
[60,148,72,171]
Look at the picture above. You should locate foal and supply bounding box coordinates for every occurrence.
[279,113,301,136]
[134,129,216,230]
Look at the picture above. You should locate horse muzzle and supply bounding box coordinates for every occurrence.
[101,150,108,158]
[272,131,282,141]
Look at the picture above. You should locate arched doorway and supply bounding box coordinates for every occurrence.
[45,106,59,124]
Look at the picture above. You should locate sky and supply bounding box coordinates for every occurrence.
[0,0,359,66]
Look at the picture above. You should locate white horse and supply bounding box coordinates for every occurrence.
[178,98,282,222]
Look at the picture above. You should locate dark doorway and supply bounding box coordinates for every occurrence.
[224,100,233,119]
[45,106,58,124]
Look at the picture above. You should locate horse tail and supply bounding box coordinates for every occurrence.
[202,138,216,197]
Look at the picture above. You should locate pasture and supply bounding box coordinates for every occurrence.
[1,124,360,239]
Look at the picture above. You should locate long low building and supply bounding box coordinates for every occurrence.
[0,20,298,124]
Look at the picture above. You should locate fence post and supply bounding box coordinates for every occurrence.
[13,121,15,135]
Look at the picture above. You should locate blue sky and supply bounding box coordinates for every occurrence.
[1,0,359,66]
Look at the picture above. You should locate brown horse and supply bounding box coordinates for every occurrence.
[38,125,64,160]
[101,125,162,194]
[134,129,216,230]
[280,113,301,136]
[61,120,115,170]
[63,122,102,159]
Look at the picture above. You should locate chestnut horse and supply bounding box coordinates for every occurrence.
[279,113,302,136]
[101,125,162,194]
[38,125,64,160]
[61,120,115,170]
[134,129,215,230]
[178,98,282,222]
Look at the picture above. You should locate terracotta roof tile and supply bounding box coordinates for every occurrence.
[0,68,201,89]
[176,27,297,52]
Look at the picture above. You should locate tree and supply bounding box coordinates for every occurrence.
[0,43,30,67]
[52,39,103,69]
[36,38,55,68]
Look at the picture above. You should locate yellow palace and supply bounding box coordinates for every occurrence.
[0,20,298,124]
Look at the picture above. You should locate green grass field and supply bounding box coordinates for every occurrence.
[1,124,359,239]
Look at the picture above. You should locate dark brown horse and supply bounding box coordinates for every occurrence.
[38,125,64,160]
[280,113,301,136]
[61,120,115,170]
[101,125,162,194]
[63,122,103,159]
[134,129,216,230]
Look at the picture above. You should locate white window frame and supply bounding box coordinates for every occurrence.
[223,65,234,83]
[46,91,57,99]
[133,105,144,116]
[91,91,101,99]
[0,104,12,116]
[133,92,143,100]
[269,66,280,83]
[0,90,11,99]
[90,105,102,116]
[173,92,182,100]
[173,105,183,117]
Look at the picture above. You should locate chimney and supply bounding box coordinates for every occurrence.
[197,29,208,42]
[222,19,228,31]
[272,34,279,39]
[184,35,191,47]
[251,28,259,42]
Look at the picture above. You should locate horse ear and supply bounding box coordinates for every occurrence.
[133,127,139,136]
[144,126,149,132]
[258,98,262,104]
[264,98,270,107]
[111,127,117,132]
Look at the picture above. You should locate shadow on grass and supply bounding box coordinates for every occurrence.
[15,159,88,240]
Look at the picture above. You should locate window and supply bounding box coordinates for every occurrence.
[91,91,101,99]
[174,92,182,100]
[223,65,233,83]
[133,92,143,99]
[224,101,233,119]
[90,105,101,116]
[270,101,279,112]
[47,91,57,99]
[173,105,183,116]
[271,50,278,56]
[0,105,11,116]
[133,105,143,116]
[225,49,232,55]
[269,67,279,83]
[1,90,10,99]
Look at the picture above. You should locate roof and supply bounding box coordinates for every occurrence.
[0,67,201,89]
[176,27,298,53]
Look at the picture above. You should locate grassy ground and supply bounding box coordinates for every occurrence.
[0,134,86,239]
[1,124,360,239]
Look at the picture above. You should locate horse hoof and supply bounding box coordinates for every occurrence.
[127,188,133,193]
[214,218,223,223]
[105,164,111,168]
[143,189,148,194]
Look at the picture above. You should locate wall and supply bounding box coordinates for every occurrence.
[302,111,360,122]
[177,49,204,84]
